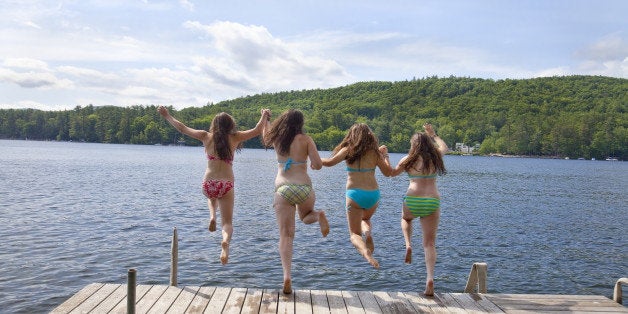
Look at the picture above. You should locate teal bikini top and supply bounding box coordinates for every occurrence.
[346,166,376,172]
[278,157,306,171]
[408,173,437,179]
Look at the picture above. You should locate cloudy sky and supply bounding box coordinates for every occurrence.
[1,0,626,111]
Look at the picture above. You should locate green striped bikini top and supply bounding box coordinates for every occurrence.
[346,166,375,172]
[408,173,437,179]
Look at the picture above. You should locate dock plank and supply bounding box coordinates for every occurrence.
[185,286,215,313]
[294,289,312,313]
[204,286,231,313]
[51,283,104,314]
[242,288,264,314]
[402,291,447,313]
[372,291,416,314]
[326,290,347,314]
[259,289,279,314]
[277,290,295,314]
[89,284,126,313]
[434,293,465,313]
[108,284,152,314]
[357,291,382,314]
[136,285,169,314]
[150,285,183,313]
[449,292,489,313]
[165,286,199,313]
[223,287,247,314]
[311,289,331,314]
[340,290,363,314]
[69,282,118,313]
[51,283,628,314]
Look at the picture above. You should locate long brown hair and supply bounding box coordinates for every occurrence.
[333,123,380,164]
[209,112,237,160]
[264,109,304,155]
[399,132,446,175]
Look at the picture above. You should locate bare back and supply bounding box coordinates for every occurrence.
[274,134,322,187]
[345,150,382,190]
[405,157,440,198]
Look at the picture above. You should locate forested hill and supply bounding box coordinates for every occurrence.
[1,75,626,160]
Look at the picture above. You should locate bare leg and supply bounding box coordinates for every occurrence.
[347,202,379,268]
[274,194,296,294]
[216,191,234,265]
[362,219,374,253]
[207,199,217,232]
[420,209,440,296]
[296,190,329,237]
[401,205,414,264]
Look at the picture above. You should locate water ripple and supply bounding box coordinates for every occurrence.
[0,141,626,312]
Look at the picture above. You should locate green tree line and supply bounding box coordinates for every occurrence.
[1,75,626,160]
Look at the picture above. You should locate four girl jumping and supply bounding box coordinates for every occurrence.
[159,106,448,296]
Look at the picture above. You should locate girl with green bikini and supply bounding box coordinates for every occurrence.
[321,123,392,269]
[390,123,448,296]
[263,109,330,294]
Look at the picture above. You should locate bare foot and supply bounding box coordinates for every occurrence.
[283,279,292,294]
[404,247,412,264]
[319,211,329,237]
[424,279,434,296]
[220,241,229,265]
[208,219,216,232]
[365,235,374,253]
[363,249,379,269]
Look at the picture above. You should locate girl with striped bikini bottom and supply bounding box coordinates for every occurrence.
[390,123,448,297]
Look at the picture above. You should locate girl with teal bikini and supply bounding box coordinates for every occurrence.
[263,109,330,294]
[322,123,392,268]
[391,123,447,296]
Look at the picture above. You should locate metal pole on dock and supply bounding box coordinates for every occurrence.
[464,262,487,293]
[127,268,136,314]
[614,277,628,304]
[170,227,178,286]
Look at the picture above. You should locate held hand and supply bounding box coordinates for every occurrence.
[157,105,169,117]
[423,123,436,137]
[378,145,388,154]
[261,109,271,121]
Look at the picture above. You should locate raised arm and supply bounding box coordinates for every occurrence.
[424,123,448,156]
[234,109,271,142]
[158,106,207,141]
[321,147,347,167]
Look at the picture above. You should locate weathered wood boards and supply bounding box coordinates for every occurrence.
[51,283,628,313]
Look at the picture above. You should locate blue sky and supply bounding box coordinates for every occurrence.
[1,0,626,111]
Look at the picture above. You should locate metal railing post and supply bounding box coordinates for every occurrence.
[170,227,178,286]
[613,277,628,304]
[127,268,136,314]
[464,262,487,293]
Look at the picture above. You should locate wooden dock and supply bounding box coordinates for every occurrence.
[51,283,627,313]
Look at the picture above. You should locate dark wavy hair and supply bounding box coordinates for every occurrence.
[399,132,446,175]
[264,109,304,155]
[209,112,237,160]
[332,123,380,164]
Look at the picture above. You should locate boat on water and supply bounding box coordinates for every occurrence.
[605,157,619,161]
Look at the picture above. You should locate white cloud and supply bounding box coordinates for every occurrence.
[183,20,351,93]
[0,59,73,89]
[179,0,194,11]
[574,32,628,78]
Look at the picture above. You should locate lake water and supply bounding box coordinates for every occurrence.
[0,139,626,313]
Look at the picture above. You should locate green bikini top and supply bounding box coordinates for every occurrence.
[346,166,376,172]
[408,173,437,179]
